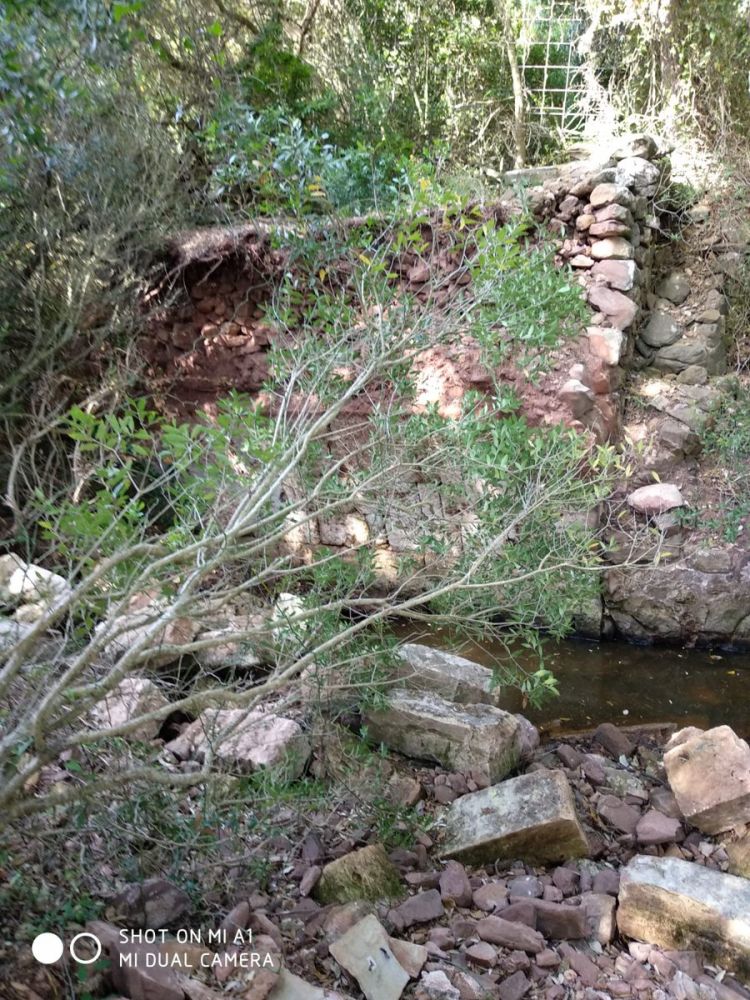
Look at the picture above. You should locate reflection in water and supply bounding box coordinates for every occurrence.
[393,626,750,737]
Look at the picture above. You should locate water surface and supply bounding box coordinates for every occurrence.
[395,626,750,736]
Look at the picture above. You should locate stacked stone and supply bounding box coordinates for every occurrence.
[528,134,667,442]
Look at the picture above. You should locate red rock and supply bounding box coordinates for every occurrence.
[594,723,634,759]
[597,794,641,833]
[503,901,538,926]
[531,900,587,940]
[559,943,601,986]
[551,867,580,896]
[556,745,583,769]
[299,865,322,897]
[476,915,545,953]
[636,809,683,845]
[588,286,638,330]
[473,881,509,912]
[592,869,620,895]
[498,970,531,1000]
[466,941,497,968]
[591,258,637,291]
[439,861,473,907]
[536,948,561,968]
[394,888,444,927]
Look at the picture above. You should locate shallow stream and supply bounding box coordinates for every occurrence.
[395,627,750,736]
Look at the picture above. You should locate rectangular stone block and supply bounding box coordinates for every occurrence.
[365,691,520,786]
[440,769,589,865]
[618,855,750,976]
[395,643,497,705]
[664,725,750,834]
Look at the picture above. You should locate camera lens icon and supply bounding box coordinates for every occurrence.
[32,931,102,965]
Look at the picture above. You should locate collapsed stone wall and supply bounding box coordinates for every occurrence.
[143,135,750,646]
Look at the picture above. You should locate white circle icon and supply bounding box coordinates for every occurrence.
[69,931,102,965]
[31,932,64,965]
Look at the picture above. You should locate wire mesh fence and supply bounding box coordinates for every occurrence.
[518,0,588,137]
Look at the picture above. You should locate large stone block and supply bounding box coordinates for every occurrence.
[395,643,497,705]
[618,855,750,975]
[440,768,589,865]
[365,691,520,785]
[664,725,750,834]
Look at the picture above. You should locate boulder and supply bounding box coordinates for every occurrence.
[440,768,589,865]
[90,677,170,740]
[164,708,310,778]
[364,691,520,786]
[642,313,681,348]
[627,483,685,515]
[663,725,750,834]
[656,272,691,305]
[590,238,634,261]
[618,855,750,975]
[615,156,661,194]
[636,809,683,845]
[395,643,497,705]
[329,915,411,1000]
[316,844,402,905]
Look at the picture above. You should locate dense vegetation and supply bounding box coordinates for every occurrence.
[2,0,750,984]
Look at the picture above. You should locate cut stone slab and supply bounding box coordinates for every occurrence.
[329,915,410,1000]
[627,483,685,515]
[316,844,402,905]
[365,691,520,786]
[440,768,589,865]
[90,677,169,740]
[618,855,750,976]
[395,643,497,705]
[663,725,750,834]
[590,237,634,261]
[164,709,310,778]
[588,286,638,330]
[642,312,681,348]
[656,271,691,305]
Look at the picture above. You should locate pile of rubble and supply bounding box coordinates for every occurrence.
[60,644,750,1000]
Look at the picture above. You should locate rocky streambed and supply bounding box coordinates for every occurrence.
[43,644,750,1000]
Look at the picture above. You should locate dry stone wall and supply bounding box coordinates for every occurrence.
[143,135,750,645]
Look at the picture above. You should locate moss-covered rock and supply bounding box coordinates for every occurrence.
[314,844,403,905]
